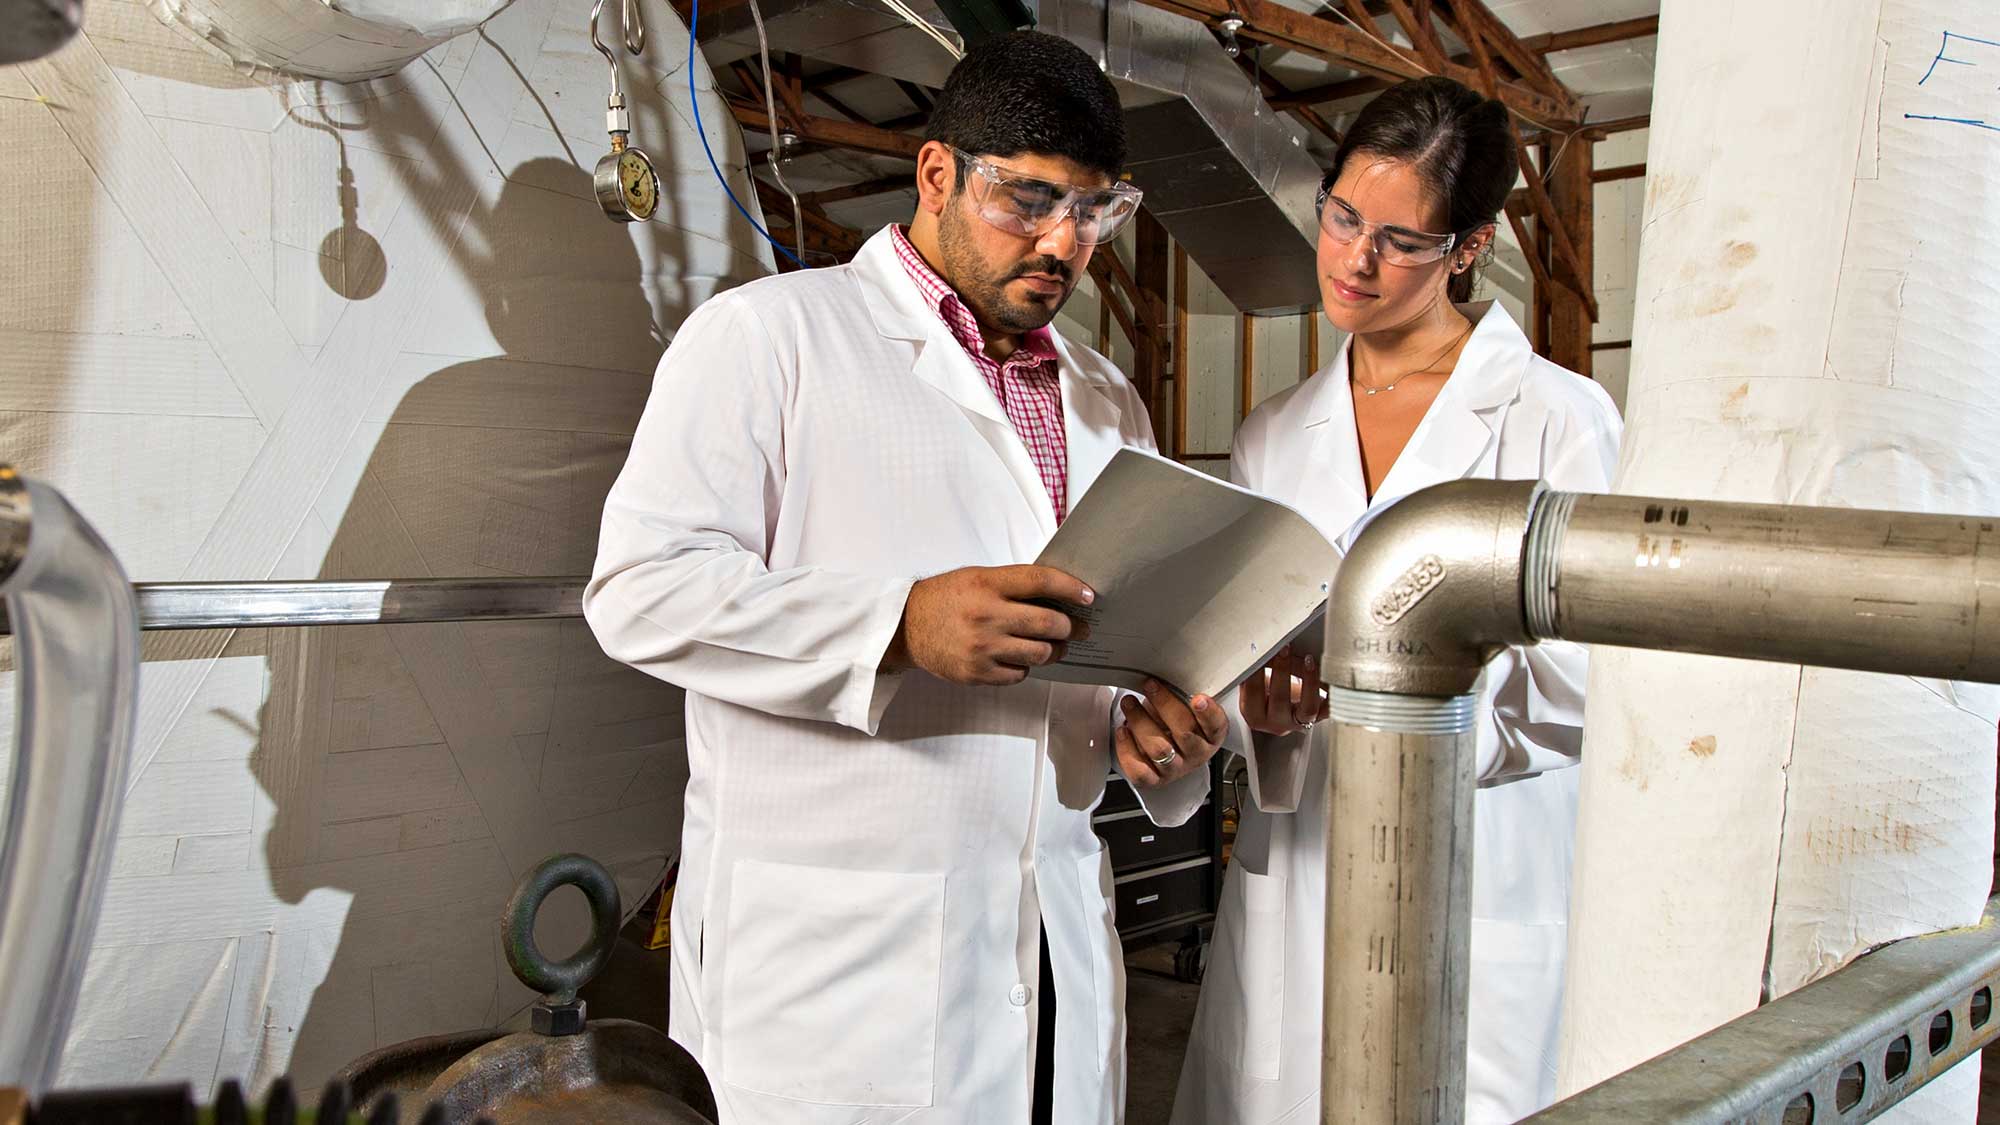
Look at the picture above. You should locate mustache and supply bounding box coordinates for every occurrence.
[1007,257,1074,284]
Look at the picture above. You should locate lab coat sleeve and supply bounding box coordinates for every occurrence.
[583,291,914,735]
[1472,388,1623,781]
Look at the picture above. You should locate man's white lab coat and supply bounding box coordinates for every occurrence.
[1171,301,1623,1125]
[585,226,1203,1125]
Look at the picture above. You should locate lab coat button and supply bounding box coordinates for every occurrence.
[1009,984,1032,1006]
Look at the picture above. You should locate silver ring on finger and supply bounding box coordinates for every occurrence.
[1150,747,1178,766]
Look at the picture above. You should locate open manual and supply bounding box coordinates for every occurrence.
[1029,447,1340,699]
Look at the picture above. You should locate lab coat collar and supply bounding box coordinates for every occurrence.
[852,225,1129,537]
[1048,330,1128,509]
[852,227,1012,427]
[1301,301,1532,541]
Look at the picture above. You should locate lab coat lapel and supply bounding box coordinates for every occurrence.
[854,229,1058,534]
[1049,333,1127,504]
[1363,301,1527,521]
[1293,344,1370,542]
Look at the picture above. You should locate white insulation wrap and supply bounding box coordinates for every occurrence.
[147,0,516,83]
[0,0,769,1097]
[1558,1,2000,1117]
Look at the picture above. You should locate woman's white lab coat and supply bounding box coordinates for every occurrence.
[1171,301,1622,1125]
[584,227,1204,1125]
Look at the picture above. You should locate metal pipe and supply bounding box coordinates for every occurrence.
[1319,479,1540,697]
[0,471,139,1092]
[1318,479,2000,1121]
[1322,688,1477,1124]
[1525,491,2000,680]
[0,576,586,635]
[1525,896,2000,1122]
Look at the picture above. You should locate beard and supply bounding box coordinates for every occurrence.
[937,203,1075,333]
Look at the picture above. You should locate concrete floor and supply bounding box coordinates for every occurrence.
[1123,943,1203,1124]
[580,916,1205,1123]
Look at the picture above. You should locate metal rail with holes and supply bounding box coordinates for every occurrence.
[1527,897,2000,1122]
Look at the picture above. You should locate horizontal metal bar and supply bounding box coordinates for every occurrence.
[0,577,589,634]
[1528,897,2000,1123]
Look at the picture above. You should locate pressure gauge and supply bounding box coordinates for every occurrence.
[594,91,659,223]
[595,139,659,223]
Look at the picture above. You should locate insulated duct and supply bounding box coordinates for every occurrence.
[697,0,1325,313]
[145,0,514,81]
[1032,0,1323,315]
[1558,3,2000,1117]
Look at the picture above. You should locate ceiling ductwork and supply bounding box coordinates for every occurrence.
[698,0,1324,314]
[1031,0,1323,315]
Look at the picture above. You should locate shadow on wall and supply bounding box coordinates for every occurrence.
[1,0,766,1097]
[243,71,708,1087]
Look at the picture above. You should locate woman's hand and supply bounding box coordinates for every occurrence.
[1239,644,1328,736]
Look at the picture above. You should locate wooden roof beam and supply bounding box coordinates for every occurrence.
[1128,0,1579,123]
[1433,0,1566,98]
[1264,12,1657,109]
[1453,5,1595,320]
[802,174,915,207]
[1522,15,1658,55]
[730,100,924,160]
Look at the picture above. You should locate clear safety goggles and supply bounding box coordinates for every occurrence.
[1315,190,1458,267]
[952,147,1144,247]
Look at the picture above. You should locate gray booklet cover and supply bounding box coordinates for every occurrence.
[1030,447,1341,698]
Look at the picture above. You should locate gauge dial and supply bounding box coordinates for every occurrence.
[595,143,659,223]
[619,149,658,220]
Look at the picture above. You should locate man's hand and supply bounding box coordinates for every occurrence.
[1239,644,1328,736]
[883,565,1093,686]
[1117,679,1226,788]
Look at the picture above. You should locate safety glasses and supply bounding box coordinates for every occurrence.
[951,147,1144,247]
[1315,191,1457,267]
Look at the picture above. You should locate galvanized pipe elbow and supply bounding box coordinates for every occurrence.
[1321,478,1544,698]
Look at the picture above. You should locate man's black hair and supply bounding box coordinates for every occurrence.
[923,30,1126,187]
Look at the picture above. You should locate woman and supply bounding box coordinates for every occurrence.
[1170,77,1622,1124]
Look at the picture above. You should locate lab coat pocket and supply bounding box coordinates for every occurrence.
[1077,849,1121,1073]
[719,859,945,1107]
[1195,866,1287,1081]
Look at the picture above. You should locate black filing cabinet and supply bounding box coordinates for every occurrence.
[1092,756,1225,980]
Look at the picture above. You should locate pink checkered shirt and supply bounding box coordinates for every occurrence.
[891,225,1069,524]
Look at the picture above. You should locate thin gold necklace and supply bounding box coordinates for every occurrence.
[1353,321,1474,396]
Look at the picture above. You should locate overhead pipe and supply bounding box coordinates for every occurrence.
[1318,479,2000,1122]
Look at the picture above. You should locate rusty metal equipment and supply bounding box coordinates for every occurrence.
[336,852,716,1123]
[3,854,715,1123]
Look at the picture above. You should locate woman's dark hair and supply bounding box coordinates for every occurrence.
[924,30,1126,186]
[1319,76,1515,302]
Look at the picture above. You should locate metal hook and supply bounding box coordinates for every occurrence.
[590,0,623,98]
[622,0,646,55]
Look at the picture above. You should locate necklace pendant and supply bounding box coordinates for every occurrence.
[1364,386,1380,396]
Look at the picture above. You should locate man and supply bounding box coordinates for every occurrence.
[584,30,1226,1125]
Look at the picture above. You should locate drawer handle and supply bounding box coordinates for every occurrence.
[1140,835,1156,843]
[1136,894,1160,905]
